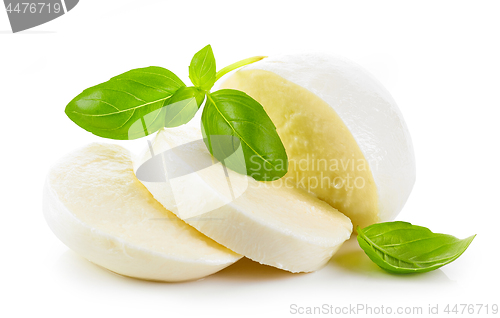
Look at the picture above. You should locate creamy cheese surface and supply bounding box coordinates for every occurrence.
[222,69,379,228]
[44,143,241,282]
[136,127,353,273]
[220,54,416,228]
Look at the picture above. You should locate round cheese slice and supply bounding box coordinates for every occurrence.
[43,143,241,282]
[220,54,416,229]
[136,126,353,273]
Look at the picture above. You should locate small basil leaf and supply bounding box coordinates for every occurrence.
[65,66,185,140]
[164,86,205,128]
[201,89,288,181]
[357,221,476,274]
[189,44,216,91]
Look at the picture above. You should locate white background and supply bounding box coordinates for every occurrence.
[1,1,499,317]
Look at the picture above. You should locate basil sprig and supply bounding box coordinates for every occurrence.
[65,45,287,181]
[357,221,475,274]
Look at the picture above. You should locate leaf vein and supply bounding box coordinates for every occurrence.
[71,96,172,117]
[207,94,277,169]
[113,78,170,93]
[98,88,146,102]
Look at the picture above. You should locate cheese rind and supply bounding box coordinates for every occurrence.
[43,143,241,282]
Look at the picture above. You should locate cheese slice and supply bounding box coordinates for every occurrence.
[136,127,353,273]
[43,143,241,282]
[220,54,416,229]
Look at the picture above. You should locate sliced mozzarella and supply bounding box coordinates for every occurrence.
[136,127,352,273]
[43,143,241,282]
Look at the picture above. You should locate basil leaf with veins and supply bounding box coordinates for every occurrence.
[164,86,205,128]
[357,221,476,274]
[189,44,216,92]
[64,45,288,181]
[65,66,185,140]
[201,89,288,181]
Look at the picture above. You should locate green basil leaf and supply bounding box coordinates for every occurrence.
[65,66,185,140]
[189,44,216,91]
[164,86,205,128]
[357,221,476,274]
[201,89,288,181]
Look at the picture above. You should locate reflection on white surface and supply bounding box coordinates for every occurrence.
[55,237,453,287]
[30,236,493,318]
[329,238,453,283]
